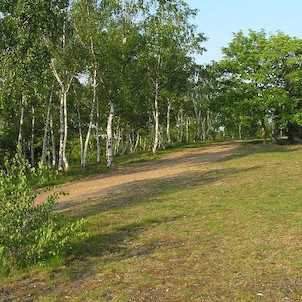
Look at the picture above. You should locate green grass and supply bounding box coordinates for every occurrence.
[2,142,302,301]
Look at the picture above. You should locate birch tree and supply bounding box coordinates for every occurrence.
[0,0,65,159]
[50,5,82,171]
[142,0,205,153]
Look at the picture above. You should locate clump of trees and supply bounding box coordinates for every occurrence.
[1,1,302,172]
[213,30,302,142]
[0,0,206,170]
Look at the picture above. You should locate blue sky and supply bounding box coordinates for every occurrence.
[185,0,302,64]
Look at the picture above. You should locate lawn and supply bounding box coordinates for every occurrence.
[1,142,302,301]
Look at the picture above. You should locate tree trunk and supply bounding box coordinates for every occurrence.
[50,11,72,171]
[30,106,35,167]
[50,59,72,172]
[238,124,242,140]
[166,99,172,147]
[129,130,134,154]
[58,88,69,171]
[95,98,101,163]
[193,100,201,141]
[178,109,184,143]
[152,80,160,153]
[18,95,25,148]
[50,115,56,166]
[77,108,84,167]
[261,118,268,143]
[273,114,281,144]
[205,109,211,139]
[186,116,190,143]
[134,130,140,152]
[201,116,206,140]
[152,54,161,154]
[41,91,53,165]
[82,67,97,168]
[106,101,114,167]
[114,119,122,156]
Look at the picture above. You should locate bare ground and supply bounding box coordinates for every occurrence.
[37,142,241,207]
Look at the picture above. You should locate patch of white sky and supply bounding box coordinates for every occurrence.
[185,0,302,64]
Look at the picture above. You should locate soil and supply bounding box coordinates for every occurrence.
[36,142,241,206]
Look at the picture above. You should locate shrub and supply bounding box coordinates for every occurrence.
[0,151,87,273]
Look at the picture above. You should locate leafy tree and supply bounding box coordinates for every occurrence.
[216,30,302,142]
[142,0,205,152]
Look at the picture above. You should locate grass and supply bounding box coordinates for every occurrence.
[2,142,302,301]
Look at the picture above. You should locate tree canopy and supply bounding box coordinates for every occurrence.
[1,1,302,170]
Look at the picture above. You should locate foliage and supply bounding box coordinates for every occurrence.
[0,151,87,273]
[213,30,302,140]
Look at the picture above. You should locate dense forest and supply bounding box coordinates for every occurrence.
[1,0,302,171]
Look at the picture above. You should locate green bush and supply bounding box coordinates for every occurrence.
[0,151,87,273]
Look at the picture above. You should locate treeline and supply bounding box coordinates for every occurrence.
[1,1,302,172]
[214,30,302,144]
[0,0,206,170]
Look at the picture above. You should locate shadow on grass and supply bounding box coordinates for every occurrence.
[73,214,183,259]
[51,165,259,286]
[60,166,259,220]
[225,141,301,160]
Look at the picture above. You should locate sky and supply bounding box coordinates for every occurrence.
[185,0,302,64]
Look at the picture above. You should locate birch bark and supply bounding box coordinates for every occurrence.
[166,99,172,147]
[17,95,25,148]
[106,101,114,167]
[50,59,73,172]
[50,116,56,167]
[30,106,35,166]
[152,78,160,153]
[41,91,53,165]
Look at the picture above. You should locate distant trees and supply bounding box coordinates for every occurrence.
[213,30,302,142]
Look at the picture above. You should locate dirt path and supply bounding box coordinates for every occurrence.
[37,142,241,206]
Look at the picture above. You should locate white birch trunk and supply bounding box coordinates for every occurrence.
[129,132,134,154]
[77,109,84,167]
[50,115,56,167]
[95,101,100,163]
[186,116,190,143]
[133,130,140,153]
[166,99,172,147]
[18,95,25,148]
[201,117,206,140]
[106,101,114,167]
[178,109,184,143]
[50,11,72,172]
[152,54,161,154]
[238,124,242,140]
[152,82,160,153]
[50,59,72,172]
[114,121,122,156]
[57,88,69,172]
[30,106,35,166]
[148,114,154,151]
[41,91,53,165]
[82,67,97,168]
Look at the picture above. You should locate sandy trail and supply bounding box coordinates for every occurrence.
[37,142,240,205]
